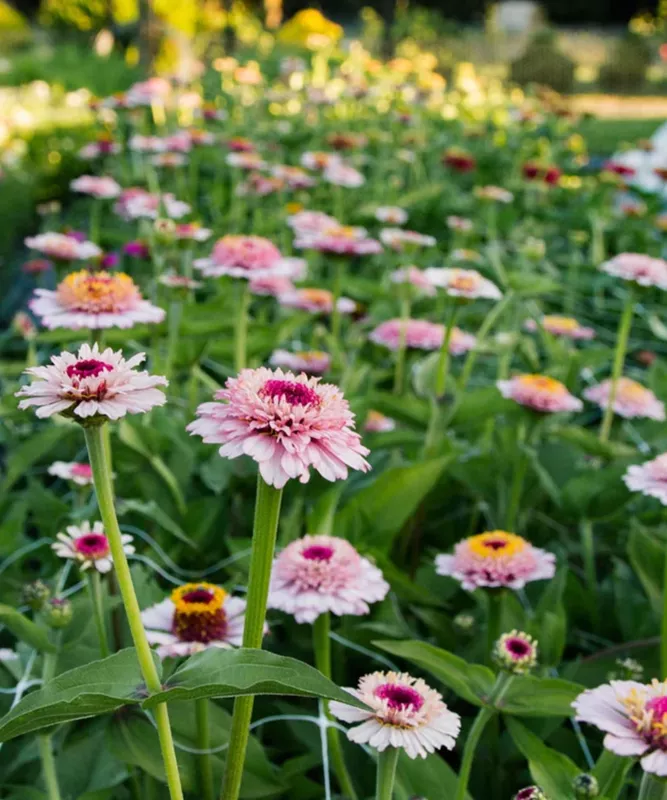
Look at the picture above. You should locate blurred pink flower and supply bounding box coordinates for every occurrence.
[390,266,436,296]
[48,461,93,486]
[250,274,295,297]
[287,210,338,236]
[525,315,595,340]
[365,410,396,433]
[25,233,101,261]
[380,228,436,251]
[497,374,582,413]
[424,268,502,300]
[601,253,667,290]
[53,521,134,574]
[624,454,667,504]
[70,175,122,199]
[295,225,381,256]
[323,162,365,188]
[375,206,408,225]
[270,349,331,375]
[114,188,190,220]
[370,319,475,354]
[584,378,665,420]
[195,235,305,280]
[279,288,356,315]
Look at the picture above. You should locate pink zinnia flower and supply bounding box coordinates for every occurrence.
[70,175,122,199]
[22,258,53,274]
[497,374,583,413]
[159,273,202,290]
[79,139,121,159]
[267,534,389,623]
[151,152,188,168]
[271,165,316,189]
[493,630,538,674]
[624,453,667,504]
[329,671,461,759]
[53,521,134,574]
[524,315,595,340]
[370,319,475,354]
[16,343,168,421]
[380,228,436,251]
[390,266,436,296]
[25,233,101,262]
[365,410,396,433]
[173,222,212,242]
[435,531,556,591]
[323,163,365,188]
[141,582,248,658]
[187,367,370,489]
[584,378,665,421]
[30,269,165,330]
[129,134,167,153]
[125,77,172,107]
[226,152,266,170]
[250,274,295,297]
[574,679,667,776]
[194,235,305,280]
[424,268,502,300]
[375,206,408,225]
[123,240,150,259]
[447,216,474,232]
[295,225,382,257]
[600,253,667,290]
[270,349,331,375]
[48,461,94,486]
[236,173,286,197]
[279,288,357,315]
[114,188,190,220]
[475,185,514,203]
[287,210,338,236]
[300,151,343,171]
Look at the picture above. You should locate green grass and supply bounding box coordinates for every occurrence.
[580,117,663,155]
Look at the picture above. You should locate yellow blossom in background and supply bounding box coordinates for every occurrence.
[278,9,343,50]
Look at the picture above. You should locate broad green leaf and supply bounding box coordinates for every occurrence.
[0,648,154,741]
[0,425,76,494]
[118,499,194,548]
[0,605,56,654]
[367,391,429,427]
[555,427,635,460]
[593,749,633,800]
[561,465,632,520]
[334,457,450,550]
[628,526,664,613]
[500,676,583,717]
[507,273,560,296]
[506,717,579,798]
[374,640,495,707]
[396,749,472,799]
[57,721,128,797]
[143,647,369,710]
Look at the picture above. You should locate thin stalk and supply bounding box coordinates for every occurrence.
[662,545,667,680]
[331,258,345,345]
[599,289,635,443]
[486,590,504,667]
[84,425,184,800]
[580,519,600,630]
[393,294,411,395]
[164,300,183,382]
[375,747,400,800]
[313,612,358,800]
[220,477,283,800]
[505,423,527,531]
[234,281,250,373]
[87,570,110,658]
[195,698,215,800]
[458,292,513,395]
[435,302,459,398]
[90,200,102,245]
[38,734,62,800]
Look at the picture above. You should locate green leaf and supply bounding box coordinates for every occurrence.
[561,465,633,520]
[0,425,76,494]
[506,717,579,798]
[0,648,154,741]
[367,391,429,427]
[628,526,664,613]
[0,605,56,653]
[555,427,636,460]
[507,273,560,296]
[143,647,369,710]
[396,749,472,799]
[500,676,583,717]
[335,457,450,550]
[593,749,633,800]
[118,499,195,548]
[57,721,128,797]
[373,640,495,707]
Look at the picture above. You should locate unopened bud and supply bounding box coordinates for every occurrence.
[21,580,51,611]
[45,597,73,629]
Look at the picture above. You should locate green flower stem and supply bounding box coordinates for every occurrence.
[435,302,459,398]
[84,425,184,800]
[458,292,514,395]
[486,590,504,667]
[195,698,215,800]
[164,300,183,382]
[393,293,411,395]
[87,570,110,658]
[375,747,400,800]
[313,612,359,800]
[331,258,345,346]
[505,422,527,531]
[662,544,667,679]
[220,476,283,800]
[580,519,600,631]
[638,772,667,800]
[89,200,102,245]
[234,280,250,373]
[454,673,512,800]
[599,289,635,443]
[38,733,62,800]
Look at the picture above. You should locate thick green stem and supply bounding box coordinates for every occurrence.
[313,612,358,800]
[84,425,184,800]
[486,590,504,666]
[38,733,62,800]
[196,698,215,800]
[375,747,400,800]
[638,772,667,800]
[662,544,667,680]
[599,290,635,443]
[580,519,600,630]
[220,476,283,800]
[393,294,411,395]
[435,303,459,398]
[234,281,250,373]
[87,570,110,658]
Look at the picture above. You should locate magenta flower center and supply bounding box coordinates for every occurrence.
[375,683,425,711]
[647,696,667,721]
[71,464,93,478]
[262,379,319,406]
[301,544,335,561]
[483,538,509,551]
[74,533,110,559]
[66,359,113,379]
[505,637,532,659]
[172,587,228,644]
[181,588,216,604]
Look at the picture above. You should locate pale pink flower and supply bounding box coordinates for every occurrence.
[584,378,665,421]
[270,349,331,375]
[125,77,172,107]
[25,233,101,261]
[497,374,583,413]
[295,225,382,256]
[424,268,502,300]
[375,206,408,225]
[271,165,316,189]
[151,152,188,168]
[474,185,514,203]
[574,679,667,776]
[128,134,168,153]
[30,269,165,330]
[370,319,475,354]
[236,174,286,197]
[323,163,365,188]
[329,671,461,759]
[447,216,473,232]
[287,210,338,237]
[624,453,667,504]
[187,367,370,489]
[365,410,396,433]
[141,582,248,658]
[114,188,190,220]
[12,312,37,341]
[390,266,436,296]
[48,461,93,486]
[70,175,122,199]
[380,228,436,251]
[601,253,667,290]
[173,222,212,242]
[194,235,305,280]
[53,521,134,574]
[79,140,121,159]
[163,132,194,153]
[300,151,343,171]
[268,535,389,623]
[524,315,595,340]
[159,273,202,290]
[435,531,556,591]
[451,249,483,264]
[279,288,357,315]
[17,343,168,421]
[250,274,295,297]
[226,152,266,170]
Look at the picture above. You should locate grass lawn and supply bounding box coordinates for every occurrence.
[579,117,664,155]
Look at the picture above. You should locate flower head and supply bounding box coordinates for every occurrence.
[194,235,303,280]
[279,287,356,315]
[187,367,370,489]
[114,188,190,220]
[25,233,101,261]
[70,175,122,199]
[573,774,599,798]
[624,453,667,504]
[369,319,475,355]
[30,270,165,330]
[497,374,583,413]
[424,268,502,300]
[323,163,365,188]
[17,343,168,422]
[435,531,556,591]
[525,315,594,340]
[329,671,461,759]
[375,206,408,225]
[475,185,514,203]
[447,216,473,232]
[600,253,667,290]
[287,210,338,236]
[584,378,665,421]
[295,224,382,257]
[573,678,667,777]
[300,151,343,171]
[443,147,476,172]
[48,461,93,486]
[250,274,295,297]
[493,630,538,674]
[141,582,248,657]
[53,521,134,573]
[390,266,436,296]
[268,534,389,623]
[365,410,396,433]
[379,228,436,251]
[270,349,331,375]
[159,273,202,290]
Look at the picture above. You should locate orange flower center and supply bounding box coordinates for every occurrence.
[57,270,140,313]
[517,375,566,395]
[467,531,527,558]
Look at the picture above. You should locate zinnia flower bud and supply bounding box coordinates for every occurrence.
[493,630,538,674]
[45,597,73,629]
[22,580,51,611]
[573,774,599,798]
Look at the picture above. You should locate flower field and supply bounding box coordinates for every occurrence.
[4,36,667,800]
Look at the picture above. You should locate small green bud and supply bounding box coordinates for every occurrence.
[573,773,599,798]
[44,597,73,629]
[21,580,51,611]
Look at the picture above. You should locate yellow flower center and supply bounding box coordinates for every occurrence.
[299,350,328,363]
[449,271,479,293]
[467,531,527,558]
[171,582,226,615]
[301,288,333,305]
[57,270,139,313]
[617,377,650,401]
[543,315,579,332]
[517,374,566,395]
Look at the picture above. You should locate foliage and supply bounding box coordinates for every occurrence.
[510,28,576,93]
[599,33,652,93]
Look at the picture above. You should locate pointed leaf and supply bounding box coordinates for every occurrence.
[628,526,664,613]
[0,605,56,653]
[499,676,583,717]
